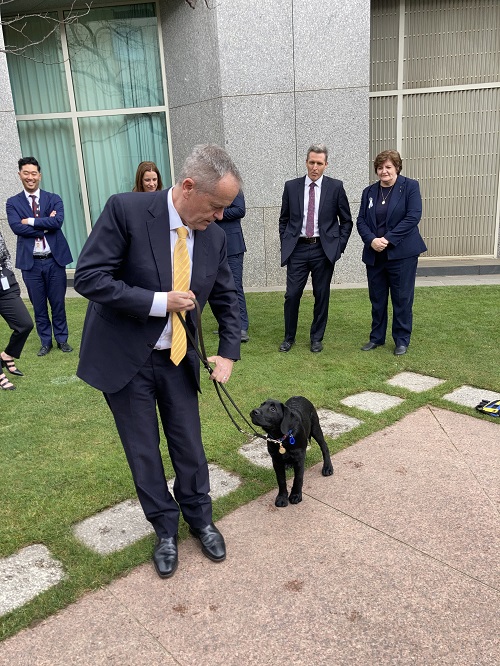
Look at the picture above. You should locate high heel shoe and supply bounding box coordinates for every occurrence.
[1,358,24,376]
[0,373,15,390]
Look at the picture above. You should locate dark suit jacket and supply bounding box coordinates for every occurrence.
[215,191,246,256]
[6,190,73,269]
[279,175,353,266]
[356,175,427,266]
[74,189,240,394]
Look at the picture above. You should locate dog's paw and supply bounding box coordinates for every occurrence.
[289,492,302,504]
[322,463,334,476]
[275,494,289,507]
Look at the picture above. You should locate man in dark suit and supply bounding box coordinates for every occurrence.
[215,190,250,342]
[279,144,352,353]
[6,157,73,356]
[74,144,242,580]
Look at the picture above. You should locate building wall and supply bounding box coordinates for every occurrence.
[0,25,23,271]
[161,0,371,287]
[370,0,500,261]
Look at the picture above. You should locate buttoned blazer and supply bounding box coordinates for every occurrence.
[356,175,427,266]
[6,190,73,269]
[74,189,241,394]
[279,175,353,266]
[215,191,247,256]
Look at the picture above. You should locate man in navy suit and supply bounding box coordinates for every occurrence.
[215,190,250,342]
[74,145,242,580]
[279,144,352,353]
[6,157,73,356]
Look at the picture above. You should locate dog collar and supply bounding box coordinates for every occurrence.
[267,430,295,454]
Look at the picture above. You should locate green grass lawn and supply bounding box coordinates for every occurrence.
[0,285,498,639]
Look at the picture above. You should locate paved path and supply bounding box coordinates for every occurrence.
[1,406,498,666]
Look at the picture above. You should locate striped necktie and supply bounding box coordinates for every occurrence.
[170,226,191,366]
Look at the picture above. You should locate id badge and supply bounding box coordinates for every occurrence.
[1,275,9,291]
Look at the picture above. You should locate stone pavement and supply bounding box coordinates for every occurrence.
[1,398,499,665]
[2,274,500,662]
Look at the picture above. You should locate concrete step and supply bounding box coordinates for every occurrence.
[417,257,500,277]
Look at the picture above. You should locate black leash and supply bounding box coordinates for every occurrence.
[176,301,267,441]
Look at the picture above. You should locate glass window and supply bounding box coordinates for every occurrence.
[66,4,164,112]
[17,119,88,268]
[4,2,172,259]
[4,14,70,114]
[79,113,171,224]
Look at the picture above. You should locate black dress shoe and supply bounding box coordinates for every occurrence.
[1,358,24,376]
[57,342,73,352]
[241,330,250,343]
[153,536,178,579]
[394,345,408,356]
[279,340,294,352]
[37,345,52,357]
[361,342,380,351]
[310,341,323,353]
[189,523,226,562]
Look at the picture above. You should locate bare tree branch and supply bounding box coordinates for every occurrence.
[0,1,91,59]
[0,0,213,61]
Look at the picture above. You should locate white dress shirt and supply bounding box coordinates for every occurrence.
[24,189,52,255]
[149,188,194,349]
[301,175,323,237]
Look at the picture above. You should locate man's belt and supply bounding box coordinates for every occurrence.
[298,237,319,244]
[33,253,53,260]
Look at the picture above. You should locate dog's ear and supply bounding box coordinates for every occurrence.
[280,405,301,436]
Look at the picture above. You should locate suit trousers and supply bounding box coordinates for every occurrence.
[0,282,34,357]
[227,252,249,331]
[104,350,212,539]
[366,254,418,347]
[284,242,335,342]
[22,257,69,346]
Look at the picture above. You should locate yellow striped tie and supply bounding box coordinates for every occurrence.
[170,226,191,366]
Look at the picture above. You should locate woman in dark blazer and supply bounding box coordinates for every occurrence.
[356,150,427,355]
[0,231,34,389]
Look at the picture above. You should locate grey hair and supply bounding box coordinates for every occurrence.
[177,144,243,192]
[306,143,328,162]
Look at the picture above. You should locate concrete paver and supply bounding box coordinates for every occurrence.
[0,546,65,617]
[73,500,154,555]
[340,390,404,413]
[316,408,363,436]
[239,437,273,468]
[443,385,499,409]
[73,464,240,555]
[1,406,498,665]
[386,371,446,392]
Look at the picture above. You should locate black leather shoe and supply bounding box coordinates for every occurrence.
[361,342,380,351]
[394,345,408,356]
[57,342,73,352]
[241,330,250,343]
[310,341,323,353]
[153,536,178,579]
[279,340,294,352]
[189,523,226,562]
[37,345,52,357]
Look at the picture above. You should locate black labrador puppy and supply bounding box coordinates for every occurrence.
[250,396,333,507]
